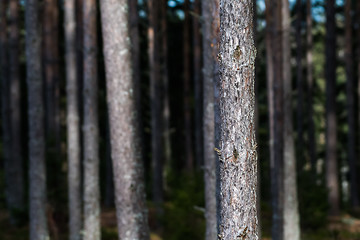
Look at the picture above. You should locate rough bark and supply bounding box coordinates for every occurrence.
[64,0,82,239]
[325,0,339,217]
[193,0,203,168]
[83,0,100,239]
[26,0,49,239]
[184,0,194,171]
[282,0,300,239]
[345,0,359,208]
[100,1,150,239]
[295,0,304,157]
[148,0,164,218]
[306,0,316,170]
[202,0,220,238]
[217,1,258,239]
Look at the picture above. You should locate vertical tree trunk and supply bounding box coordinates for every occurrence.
[306,0,316,170]
[295,0,304,158]
[64,0,82,239]
[217,1,258,239]
[282,0,300,239]
[100,0,150,239]
[202,0,220,239]
[83,0,100,239]
[104,115,114,207]
[148,0,164,219]
[193,0,203,168]
[325,0,339,217]
[345,0,359,208]
[184,0,193,171]
[26,0,49,239]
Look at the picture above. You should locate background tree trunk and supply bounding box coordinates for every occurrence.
[282,0,300,239]
[218,1,258,239]
[100,0,150,239]
[64,0,82,239]
[82,0,100,239]
[202,0,220,239]
[26,0,49,239]
[325,0,339,217]
[345,0,359,208]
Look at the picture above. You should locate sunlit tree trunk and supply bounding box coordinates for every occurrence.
[217,0,258,239]
[64,0,82,239]
[345,0,359,208]
[282,0,300,239]
[325,0,339,216]
[100,0,150,239]
[202,0,220,239]
[83,0,100,239]
[26,0,49,239]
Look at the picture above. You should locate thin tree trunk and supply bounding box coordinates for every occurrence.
[217,1,258,239]
[325,0,339,217]
[184,0,193,171]
[193,0,203,168]
[282,0,300,239]
[202,0,219,238]
[306,0,316,170]
[296,0,304,158]
[100,0,150,239]
[148,0,164,218]
[64,0,82,239]
[26,0,49,239]
[83,0,100,239]
[345,0,359,208]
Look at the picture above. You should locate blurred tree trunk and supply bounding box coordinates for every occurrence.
[306,0,316,170]
[345,0,359,208]
[104,116,114,207]
[202,0,219,239]
[76,0,83,123]
[217,1,258,239]
[325,0,339,217]
[64,0,82,239]
[26,0,49,239]
[184,0,193,171]
[82,0,100,239]
[148,0,164,219]
[295,0,303,158]
[193,0,203,168]
[44,0,61,156]
[282,0,300,239]
[265,0,284,239]
[100,0,150,239]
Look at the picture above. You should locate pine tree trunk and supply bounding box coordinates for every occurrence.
[306,0,316,170]
[100,0,150,239]
[83,0,100,238]
[282,0,300,239]
[325,0,339,216]
[64,0,82,239]
[26,0,49,239]
[345,0,359,208]
[184,0,193,171]
[217,1,258,239]
[202,0,220,239]
[193,0,203,168]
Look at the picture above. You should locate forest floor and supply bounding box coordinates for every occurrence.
[1,207,360,240]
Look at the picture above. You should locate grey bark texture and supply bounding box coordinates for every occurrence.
[217,1,258,239]
[202,0,220,239]
[282,0,300,239]
[325,0,339,216]
[64,0,82,239]
[26,0,49,239]
[100,0,150,239]
[306,0,316,169]
[148,0,164,218]
[83,0,101,239]
[345,0,359,208]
